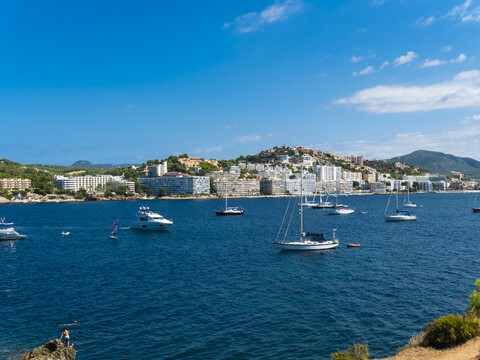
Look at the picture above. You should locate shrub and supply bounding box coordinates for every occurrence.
[330,343,369,360]
[467,279,480,316]
[423,314,479,349]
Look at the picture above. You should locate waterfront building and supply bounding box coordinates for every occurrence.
[214,178,260,196]
[362,182,387,194]
[363,173,377,183]
[314,166,342,181]
[260,178,285,195]
[148,162,168,177]
[284,178,315,195]
[0,178,31,190]
[342,171,363,182]
[138,175,210,195]
[207,171,240,180]
[53,175,135,193]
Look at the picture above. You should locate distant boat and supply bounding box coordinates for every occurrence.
[61,231,71,236]
[473,193,480,213]
[327,195,355,215]
[131,207,173,230]
[385,183,417,221]
[302,193,318,207]
[0,217,14,226]
[110,220,119,239]
[274,168,339,251]
[312,193,334,209]
[0,227,26,241]
[215,175,244,216]
[347,243,360,247]
[403,186,417,208]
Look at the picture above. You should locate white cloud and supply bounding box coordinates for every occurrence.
[335,70,480,113]
[451,53,467,63]
[193,145,223,155]
[319,124,480,160]
[448,0,472,17]
[421,59,447,68]
[351,56,363,63]
[393,51,418,66]
[441,45,453,52]
[224,0,303,33]
[380,61,390,69]
[445,0,480,22]
[462,6,480,22]
[414,16,435,26]
[353,65,375,76]
[232,134,263,143]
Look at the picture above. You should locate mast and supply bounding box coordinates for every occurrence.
[224,172,228,210]
[300,166,303,241]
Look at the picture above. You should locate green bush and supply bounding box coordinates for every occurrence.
[423,314,479,349]
[467,279,480,316]
[330,343,369,360]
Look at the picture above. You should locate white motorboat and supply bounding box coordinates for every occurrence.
[274,168,339,251]
[0,227,26,240]
[131,206,173,230]
[327,205,355,215]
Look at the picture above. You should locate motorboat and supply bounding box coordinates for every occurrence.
[131,206,173,230]
[61,231,71,236]
[327,205,355,215]
[0,227,26,240]
[347,243,360,247]
[215,207,244,216]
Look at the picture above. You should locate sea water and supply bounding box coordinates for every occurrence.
[1,193,479,359]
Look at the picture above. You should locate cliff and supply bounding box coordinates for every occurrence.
[19,339,76,360]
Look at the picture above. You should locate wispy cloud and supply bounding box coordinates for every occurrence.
[232,133,275,143]
[224,0,303,33]
[445,0,480,22]
[353,66,375,76]
[335,70,480,113]
[380,61,390,69]
[351,56,363,63]
[414,16,436,27]
[441,45,453,52]
[393,51,418,67]
[451,53,467,63]
[317,124,480,160]
[421,59,447,68]
[193,145,223,155]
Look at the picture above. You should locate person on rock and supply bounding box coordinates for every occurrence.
[59,328,71,347]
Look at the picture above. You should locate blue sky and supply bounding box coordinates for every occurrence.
[2,0,480,165]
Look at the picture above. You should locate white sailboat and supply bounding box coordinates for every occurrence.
[215,174,244,215]
[385,184,417,221]
[302,193,318,207]
[327,194,355,215]
[274,168,339,251]
[403,185,417,208]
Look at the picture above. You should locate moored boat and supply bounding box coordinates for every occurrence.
[131,206,173,230]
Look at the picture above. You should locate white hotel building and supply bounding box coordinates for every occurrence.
[53,175,135,193]
[138,175,210,195]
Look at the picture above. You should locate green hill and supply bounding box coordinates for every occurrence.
[388,150,480,178]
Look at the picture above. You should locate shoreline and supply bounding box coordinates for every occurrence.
[0,190,478,204]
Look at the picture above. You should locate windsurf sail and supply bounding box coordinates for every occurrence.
[111,220,120,236]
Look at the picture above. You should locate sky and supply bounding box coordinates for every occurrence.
[2,0,480,165]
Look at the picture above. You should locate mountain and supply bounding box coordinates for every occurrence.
[388,150,480,178]
[70,160,140,170]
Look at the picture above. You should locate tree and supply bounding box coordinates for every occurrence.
[198,162,219,176]
[115,185,128,195]
[209,178,216,194]
[158,187,168,197]
[352,181,360,189]
[412,181,420,191]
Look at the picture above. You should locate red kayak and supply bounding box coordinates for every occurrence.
[347,243,360,247]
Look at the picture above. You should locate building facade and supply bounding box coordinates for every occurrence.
[53,175,135,193]
[0,178,31,190]
[137,175,210,195]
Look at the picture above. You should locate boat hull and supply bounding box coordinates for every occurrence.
[215,210,244,216]
[384,215,417,221]
[328,208,355,215]
[130,222,172,230]
[275,241,339,251]
[0,228,26,240]
[404,204,417,208]
[473,208,480,213]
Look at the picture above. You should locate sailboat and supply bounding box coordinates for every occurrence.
[274,168,339,251]
[312,192,334,209]
[385,184,417,221]
[302,193,318,207]
[110,220,120,239]
[403,185,417,208]
[215,175,244,216]
[473,193,480,213]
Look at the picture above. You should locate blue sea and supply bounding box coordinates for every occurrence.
[1,193,479,359]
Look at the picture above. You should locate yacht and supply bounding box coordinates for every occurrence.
[131,207,173,230]
[0,227,26,240]
[327,205,355,215]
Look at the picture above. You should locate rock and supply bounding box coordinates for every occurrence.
[19,339,76,360]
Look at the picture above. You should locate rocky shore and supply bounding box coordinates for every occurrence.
[19,339,75,360]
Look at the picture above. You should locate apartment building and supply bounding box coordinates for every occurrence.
[214,179,260,196]
[0,178,31,190]
[53,175,135,193]
[138,175,210,195]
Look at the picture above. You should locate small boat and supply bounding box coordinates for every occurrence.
[110,220,119,239]
[474,193,480,212]
[215,175,244,216]
[474,208,480,213]
[347,243,360,247]
[61,231,71,236]
[131,206,173,230]
[0,227,26,240]
[327,205,355,215]
[312,193,334,209]
[0,217,14,226]
[385,174,417,222]
[403,186,417,208]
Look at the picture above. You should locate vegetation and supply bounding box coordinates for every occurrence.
[158,187,168,197]
[467,279,480,316]
[198,162,219,176]
[330,343,369,360]
[422,314,479,349]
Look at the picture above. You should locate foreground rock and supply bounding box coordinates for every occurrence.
[19,339,76,360]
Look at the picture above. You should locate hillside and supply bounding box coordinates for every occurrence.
[388,150,480,178]
[71,160,140,170]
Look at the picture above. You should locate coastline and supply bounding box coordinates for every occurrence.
[0,190,478,204]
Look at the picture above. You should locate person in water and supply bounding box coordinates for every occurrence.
[60,328,71,347]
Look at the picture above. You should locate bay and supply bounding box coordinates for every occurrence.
[1,193,479,359]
